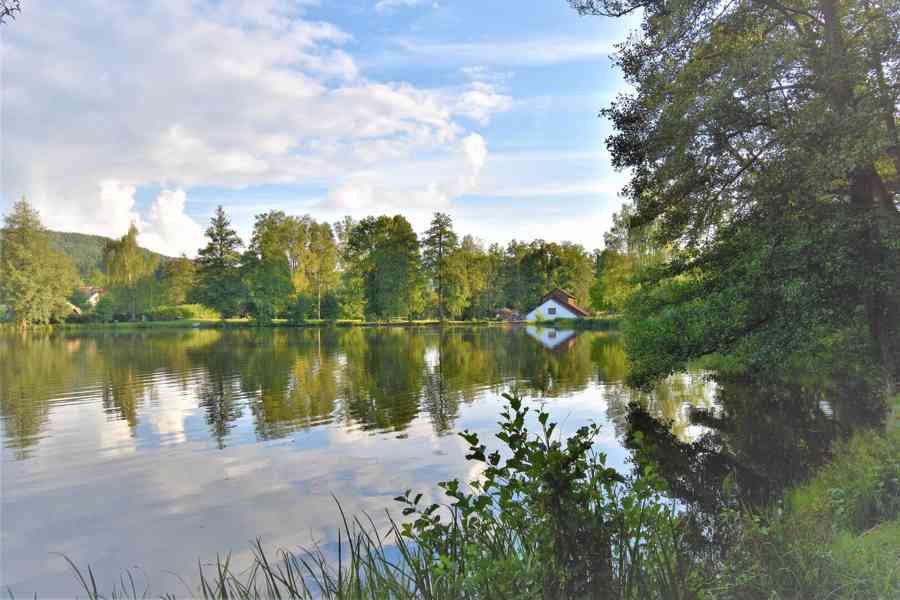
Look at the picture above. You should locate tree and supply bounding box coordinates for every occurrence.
[422,213,460,320]
[307,222,339,319]
[241,250,293,324]
[347,215,424,319]
[250,211,312,293]
[103,223,158,321]
[573,0,900,390]
[0,198,78,327]
[161,255,196,305]
[195,206,245,317]
[334,216,366,319]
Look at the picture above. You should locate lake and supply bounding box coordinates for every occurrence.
[0,326,878,596]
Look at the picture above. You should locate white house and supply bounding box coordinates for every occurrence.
[525,288,589,321]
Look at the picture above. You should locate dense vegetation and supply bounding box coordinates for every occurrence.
[570,0,900,394]
[1,203,600,327]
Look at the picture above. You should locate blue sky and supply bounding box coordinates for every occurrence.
[1,0,637,256]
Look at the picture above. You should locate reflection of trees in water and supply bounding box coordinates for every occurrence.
[2,327,615,455]
[596,332,714,442]
[623,372,886,554]
[0,332,81,459]
[339,329,424,432]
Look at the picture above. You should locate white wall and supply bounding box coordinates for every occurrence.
[526,298,579,321]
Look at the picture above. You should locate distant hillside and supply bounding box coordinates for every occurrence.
[47,231,170,279]
[0,229,170,280]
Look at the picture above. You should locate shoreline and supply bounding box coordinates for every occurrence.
[2,315,621,332]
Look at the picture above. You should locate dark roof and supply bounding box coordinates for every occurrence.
[533,287,589,317]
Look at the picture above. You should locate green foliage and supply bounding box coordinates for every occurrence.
[0,198,79,327]
[242,252,293,325]
[147,304,221,321]
[345,215,425,320]
[0,229,165,281]
[161,255,196,305]
[574,0,900,390]
[195,206,246,318]
[288,293,316,324]
[422,212,461,319]
[103,223,160,321]
[396,394,702,599]
[320,291,340,320]
[715,428,900,599]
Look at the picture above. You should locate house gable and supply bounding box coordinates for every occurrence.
[525,287,589,320]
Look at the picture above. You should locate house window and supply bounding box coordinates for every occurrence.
[548,307,557,315]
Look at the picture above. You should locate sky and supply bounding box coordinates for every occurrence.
[0,0,638,257]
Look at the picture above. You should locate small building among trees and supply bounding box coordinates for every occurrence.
[526,288,589,321]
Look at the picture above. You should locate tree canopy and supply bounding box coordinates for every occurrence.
[574,0,900,390]
[0,198,78,327]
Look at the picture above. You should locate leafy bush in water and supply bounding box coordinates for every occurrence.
[147,304,222,321]
[395,393,703,599]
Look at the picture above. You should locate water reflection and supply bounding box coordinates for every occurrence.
[0,327,882,596]
[624,371,885,513]
[2,327,631,454]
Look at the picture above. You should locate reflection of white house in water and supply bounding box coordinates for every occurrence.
[525,288,589,321]
[526,326,576,351]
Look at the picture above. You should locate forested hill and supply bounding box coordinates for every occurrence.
[0,229,170,279]
[48,231,170,278]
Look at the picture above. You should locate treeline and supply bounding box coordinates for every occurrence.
[1,199,601,326]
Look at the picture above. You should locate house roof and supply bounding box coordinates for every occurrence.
[533,287,589,317]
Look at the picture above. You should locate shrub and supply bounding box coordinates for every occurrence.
[147,304,222,321]
[288,293,316,324]
[395,393,704,599]
[321,291,340,320]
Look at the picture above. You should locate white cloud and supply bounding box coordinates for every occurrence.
[140,190,206,258]
[374,0,431,12]
[320,133,488,221]
[454,82,513,125]
[388,36,618,67]
[1,0,511,245]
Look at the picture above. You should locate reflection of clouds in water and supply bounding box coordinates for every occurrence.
[1,328,687,596]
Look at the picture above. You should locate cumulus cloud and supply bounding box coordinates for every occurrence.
[320,133,488,223]
[140,190,206,257]
[454,82,513,125]
[1,0,510,245]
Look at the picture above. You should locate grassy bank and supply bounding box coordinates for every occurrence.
[714,422,900,599]
[17,318,514,332]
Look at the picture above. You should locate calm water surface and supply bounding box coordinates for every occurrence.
[0,326,873,596]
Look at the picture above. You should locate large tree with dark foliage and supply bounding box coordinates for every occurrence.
[572,0,900,391]
[345,215,424,320]
[422,212,460,320]
[195,206,245,317]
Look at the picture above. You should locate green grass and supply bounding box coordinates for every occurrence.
[716,426,900,599]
